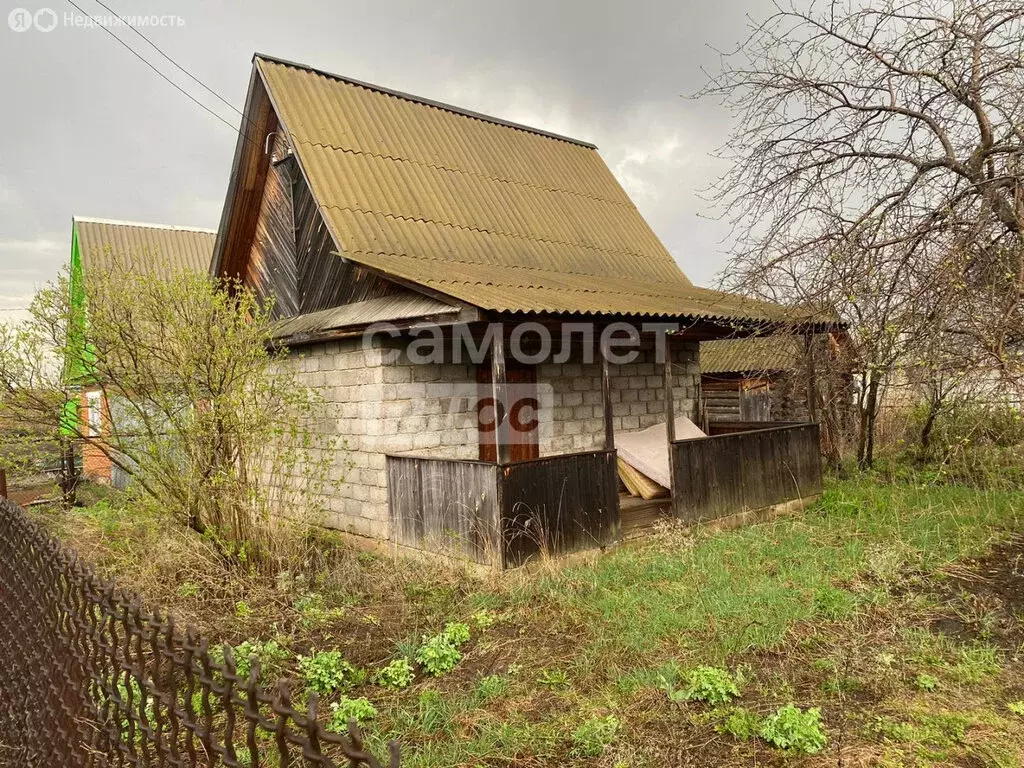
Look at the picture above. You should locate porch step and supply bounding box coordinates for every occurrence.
[619,494,672,538]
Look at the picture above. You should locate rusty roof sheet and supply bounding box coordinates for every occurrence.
[701,336,806,375]
[255,55,790,323]
[75,218,216,276]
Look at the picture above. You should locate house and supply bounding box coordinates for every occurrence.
[212,53,827,567]
[68,217,216,485]
[700,335,815,423]
[700,333,857,463]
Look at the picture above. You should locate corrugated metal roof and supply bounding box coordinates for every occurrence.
[701,336,806,374]
[74,218,216,275]
[255,55,790,322]
[272,292,460,339]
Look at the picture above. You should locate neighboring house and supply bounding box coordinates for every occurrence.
[700,333,856,438]
[700,336,813,423]
[68,217,216,485]
[212,53,826,566]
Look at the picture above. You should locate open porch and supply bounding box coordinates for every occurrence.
[384,326,824,568]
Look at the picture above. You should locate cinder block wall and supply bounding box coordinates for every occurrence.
[287,340,478,540]
[288,338,700,541]
[538,343,700,455]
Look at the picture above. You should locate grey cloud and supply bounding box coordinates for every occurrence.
[0,0,768,305]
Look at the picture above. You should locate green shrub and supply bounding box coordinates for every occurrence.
[472,610,496,629]
[416,635,462,677]
[298,651,360,695]
[1008,701,1024,717]
[441,622,471,646]
[374,658,414,690]
[292,592,346,626]
[714,707,762,741]
[570,715,620,757]
[668,666,740,705]
[914,673,938,692]
[760,704,827,754]
[414,623,471,677]
[329,696,377,729]
[177,581,200,599]
[231,638,289,680]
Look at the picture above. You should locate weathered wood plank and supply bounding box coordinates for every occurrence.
[500,450,620,567]
[386,455,501,566]
[671,423,822,523]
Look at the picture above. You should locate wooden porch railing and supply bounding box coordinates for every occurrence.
[670,423,823,523]
[386,450,620,568]
[386,456,502,567]
[500,450,619,568]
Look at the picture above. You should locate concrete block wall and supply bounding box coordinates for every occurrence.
[538,342,700,455]
[288,338,700,541]
[287,340,479,540]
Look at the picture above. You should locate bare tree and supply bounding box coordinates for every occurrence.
[701,0,1024,464]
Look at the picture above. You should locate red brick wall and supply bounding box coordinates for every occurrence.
[80,388,112,483]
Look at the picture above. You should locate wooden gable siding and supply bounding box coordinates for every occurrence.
[215,69,278,284]
[291,168,397,315]
[245,137,299,318]
[216,71,401,319]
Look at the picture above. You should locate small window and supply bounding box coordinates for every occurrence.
[85,390,103,437]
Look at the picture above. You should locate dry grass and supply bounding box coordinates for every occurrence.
[22,479,1024,767]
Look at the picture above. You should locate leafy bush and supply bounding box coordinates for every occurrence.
[441,622,471,646]
[1008,701,1024,717]
[416,635,463,677]
[760,704,827,754]
[293,592,346,626]
[472,610,496,629]
[889,401,1024,489]
[668,666,740,705]
[298,651,361,695]
[714,707,762,741]
[329,697,377,729]
[177,581,200,599]
[570,715,620,757]
[914,673,938,692]
[374,658,414,690]
[415,623,471,677]
[231,638,289,680]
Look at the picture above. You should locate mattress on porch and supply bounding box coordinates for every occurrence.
[616,416,706,490]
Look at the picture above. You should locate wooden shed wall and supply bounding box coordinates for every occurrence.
[245,145,299,318]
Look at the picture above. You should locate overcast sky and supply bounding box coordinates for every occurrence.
[0,0,765,321]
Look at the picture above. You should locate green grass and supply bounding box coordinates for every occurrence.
[527,480,1021,660]
[31,477,1024,767]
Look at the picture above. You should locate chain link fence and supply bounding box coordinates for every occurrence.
[0,497,400,767]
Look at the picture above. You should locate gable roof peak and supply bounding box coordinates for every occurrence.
[73,216,217,235]
[252,52,597,149]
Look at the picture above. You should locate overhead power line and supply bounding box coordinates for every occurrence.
[88,0,244,118]
[61,0,247,137]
